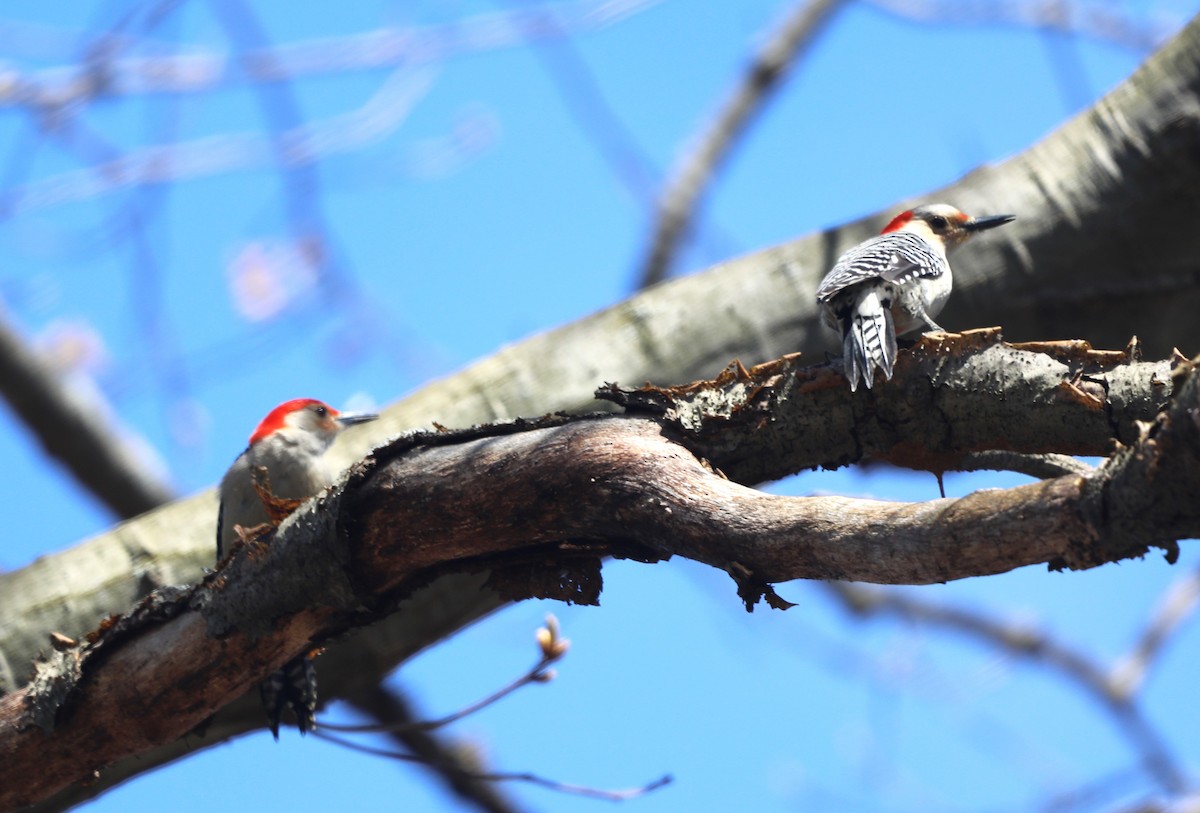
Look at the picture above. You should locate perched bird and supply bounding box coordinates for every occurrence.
[816,203,1014,391]
[217,398,378,738]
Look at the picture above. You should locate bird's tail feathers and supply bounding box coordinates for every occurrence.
[261,655,318,739]
[842,292,897,391]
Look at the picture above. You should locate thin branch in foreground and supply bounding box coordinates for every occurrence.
[314,730,672,802]
[478,771,671,803]
[636,0,844,289]
[344,685,524,813]
[321,615,569,735]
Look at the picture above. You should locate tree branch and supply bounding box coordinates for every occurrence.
[0,337,1184,808]
[2,347,1198,810]
[0,314,174,519]
[957,450,1095,479]
[340,685,525,813]
[597,330,1170,481]
[14,572,508,813]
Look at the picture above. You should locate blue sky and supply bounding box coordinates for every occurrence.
[1,1,1198,811]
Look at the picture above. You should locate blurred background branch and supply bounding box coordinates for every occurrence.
[636,0,843,289]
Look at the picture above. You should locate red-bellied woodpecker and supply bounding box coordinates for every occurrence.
[816,203,1014,391]
[217,398,378,738]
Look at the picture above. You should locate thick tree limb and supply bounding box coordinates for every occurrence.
[2,348,1197,810]
[0,338,1187,810]
[597,330,1170,481]
[2,333,1166,696]
[14,572,505,813]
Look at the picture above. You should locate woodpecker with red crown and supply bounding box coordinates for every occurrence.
[217,398,377,738]
[816,203,1014,391]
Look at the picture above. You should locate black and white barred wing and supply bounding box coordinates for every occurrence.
[816,232,938,302]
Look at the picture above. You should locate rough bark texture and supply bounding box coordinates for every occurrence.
[597,330,1170,480]
[12,573,501,813]
[1,346,1197,811]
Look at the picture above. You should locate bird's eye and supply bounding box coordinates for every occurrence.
[313,405,328,418]
[930,216,948,230]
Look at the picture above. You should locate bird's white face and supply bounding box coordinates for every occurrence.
[908,204,974,248]
[906,203,1015,250]
[284,401,341,441]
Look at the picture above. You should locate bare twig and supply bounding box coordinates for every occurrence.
[637,0,844,288]
[1035,767,1146,813]
[342,685,524,813]
[829,582,1112,694]
[472,771,671,802]
[322,619,581,811]
[323,615,569,734]
[2,65,438,214]
[316,731,671,803]
[505,2,658,206]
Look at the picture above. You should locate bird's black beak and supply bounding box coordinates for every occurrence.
[336,412,379,428]
[965,213,1016,232]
